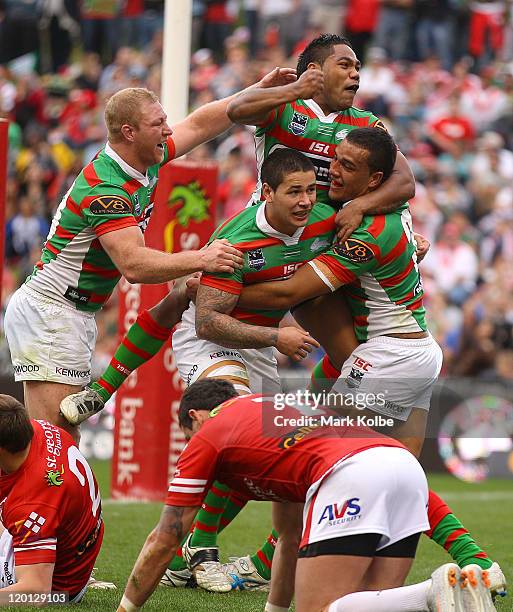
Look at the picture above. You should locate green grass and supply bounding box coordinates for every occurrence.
[7,464,513,610]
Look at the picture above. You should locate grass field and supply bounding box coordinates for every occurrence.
[6,462,513,611]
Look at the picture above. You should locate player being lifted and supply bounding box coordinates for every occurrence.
[226,32,425,396]
[235,127,506,596]
[117,380,497,612]
[59,34,419,426]
[5,64,297,439]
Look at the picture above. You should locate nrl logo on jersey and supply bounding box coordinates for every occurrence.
[335,129,349,140]
[133,193,141,217]
[247,248,266,270]
[289,112,309,136]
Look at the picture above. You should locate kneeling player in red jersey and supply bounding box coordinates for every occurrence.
[117,379,496,612]
[0,395,104,601]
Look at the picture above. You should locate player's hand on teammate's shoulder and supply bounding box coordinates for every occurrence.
[258,66,297,89]
[293,68,324,100]
[200,239,244,274]
[413,232,430,263]
[335,200,365,243]
[276,326,320,361]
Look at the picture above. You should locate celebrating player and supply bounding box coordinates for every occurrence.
[173,147,330,395]
[236,126,506,594]
[59,34,419,427]
[0,395,104,601]
[227,32,423,395]
[5,68,296,438]
[160,148,334,592]
[117,379,496,612]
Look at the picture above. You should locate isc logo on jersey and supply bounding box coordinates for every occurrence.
[317,498,361,526]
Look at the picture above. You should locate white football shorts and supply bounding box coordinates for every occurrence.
[333,334,443,421]
[172,304,282,395]
[0,529,14,588]
[4,285,97,385]
[300,446,429,549]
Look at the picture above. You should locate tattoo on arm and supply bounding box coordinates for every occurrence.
[161,505,186,539]
[196,285,278,348]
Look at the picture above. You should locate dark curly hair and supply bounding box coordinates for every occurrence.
[178,379,238,429]
[297,34,353,76]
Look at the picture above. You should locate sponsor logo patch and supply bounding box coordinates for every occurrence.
[334,238,374,263]
[289,111,309,136]
[89,195,132,215]
[14,364,40,374]
[55,367,90,378]
[247,248,266,270]
[209,350,242,360]
[372,119,389,133]
[335,129,349,140]
[3,561,14,585]
[346,367,364,388]
[64,286,91,305]
[317,498,361,525]
[45,467,64,487]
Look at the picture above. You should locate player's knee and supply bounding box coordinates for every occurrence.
[197,362,251,395]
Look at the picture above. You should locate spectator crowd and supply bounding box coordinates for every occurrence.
[1,0,513,382]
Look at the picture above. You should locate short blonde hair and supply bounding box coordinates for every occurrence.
[105,88,160,142]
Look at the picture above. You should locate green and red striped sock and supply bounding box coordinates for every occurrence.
[250,529,278,580]
[219,491,247,530]
[309,354,341,395]
[426,490,492,569]
[91,309,172,402]
[189,481,231,548]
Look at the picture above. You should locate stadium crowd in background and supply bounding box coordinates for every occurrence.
[1,0,513,383]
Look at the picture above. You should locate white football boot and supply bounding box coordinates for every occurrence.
[60,387,105,425]
[221,556,270,591]
[460,564,497,611]
[427,563,464,611]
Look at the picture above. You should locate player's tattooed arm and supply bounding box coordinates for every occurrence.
[238,264,332,311]
[195,285,279,348]
[120,505,198,609]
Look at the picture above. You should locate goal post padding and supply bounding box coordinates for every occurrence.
[111,160,218,500]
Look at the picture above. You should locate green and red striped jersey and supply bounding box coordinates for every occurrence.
[309,204,426,341]
[25,138,176,312]
[201,202,336,327]
[251,99,382,207]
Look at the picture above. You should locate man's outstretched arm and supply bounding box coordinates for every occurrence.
[227,69,323,125]
[238,264,333,311]
[172,67,297,157]
[118,505,198,611]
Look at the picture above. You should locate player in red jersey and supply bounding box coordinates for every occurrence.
[118,380,495,612]
[0,395,103,601]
